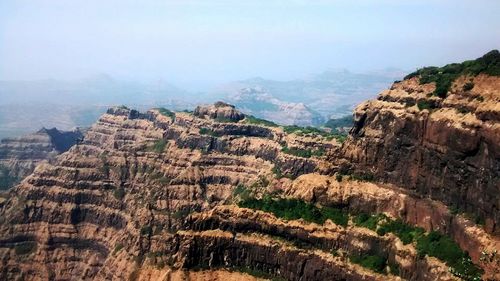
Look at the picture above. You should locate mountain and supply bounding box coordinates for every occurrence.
[218,69,404,124]
[0,70,402,139]
[0,76,196,139]
[0,52,498,281]
[224,87,325,126]
[0,128,84,190]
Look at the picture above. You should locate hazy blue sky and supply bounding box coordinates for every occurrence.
[1,0,499,90]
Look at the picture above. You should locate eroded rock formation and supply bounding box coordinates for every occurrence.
[0,127,83,190]
[0,52,499,281]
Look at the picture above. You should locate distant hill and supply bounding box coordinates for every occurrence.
[217,69,404,125]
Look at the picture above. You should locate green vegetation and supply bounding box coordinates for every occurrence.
[349,254,387,274]
[271,166,295,179]
[199,127,218,137]
[113,187,125,200]
[375,219,482,280]
[377,219,424,245]
[283,125,347,143]
[416,231,483,281]
[405,50,500,98]
[456,107,470,114]
[335,173,343,182]
[337,171,375,182]
[244,115,279,127]
[463,82,474,91]
[156,107,175,120]
[113,243,124,254]
[239,197,348,226]
[0,165,18,190]
[14,241,37,255]
[353,213,387,231]
[149,139,167,153]
[281,145,324,158]
[172,208,192,219]
[238,192,482,280]
[281,146,311,158]
[283,125,326,136]
[233,184,251,200]
[140,225,152,236]
[417,100,434,111]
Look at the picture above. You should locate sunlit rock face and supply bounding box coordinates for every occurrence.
[0,53,498,281]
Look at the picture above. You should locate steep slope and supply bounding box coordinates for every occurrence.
[0,128,84,190]
[0,104,338,280]
[0,52,498,281]
[341,50,500,234]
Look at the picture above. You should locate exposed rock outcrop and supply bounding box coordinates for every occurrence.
[340,74,500,234]
[0,52,498,281]
[0,128,84,190]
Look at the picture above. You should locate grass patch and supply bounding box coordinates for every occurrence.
[416,231,483,281]
[377,219,425,245]
[283,125,347,143]
[156,107,175,120]
[375,218,483,280]
[463,82,474,91]
[417,100,434,111]
[149,139,167,153]
[349,254,387,274]
[199,127,218,137]
[281,146,312,158]
[281,146,325,158]
[239,197,348,226]
[113,243,124,254]
[353,213,387,231]
[233,184,251,200]
[244,115,279,127]
[405,50,500,98]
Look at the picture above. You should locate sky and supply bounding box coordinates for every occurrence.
[0,0,499,90]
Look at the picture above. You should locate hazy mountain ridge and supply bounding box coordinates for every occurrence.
[0,69,404,138]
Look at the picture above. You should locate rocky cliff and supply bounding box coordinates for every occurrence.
[0,127,84,190]
[0,52,498,281]
[341,50,500,235]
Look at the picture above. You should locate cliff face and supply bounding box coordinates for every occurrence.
[0,104,339,280]
[0,52,499,281]
[0,128,83,190]
[341,73,500,234]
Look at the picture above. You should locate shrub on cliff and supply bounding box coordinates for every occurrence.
[404,50,500,98]
[244,115,279,127]
[416,231,483,281]
[156,107,175,120]
[349,254,387,274]
[149,139,167,153]
[417,100,434,111]
[238,197,348,226]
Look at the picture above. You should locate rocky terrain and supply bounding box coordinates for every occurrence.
[0,52,499,281]
[0,127,84,190]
